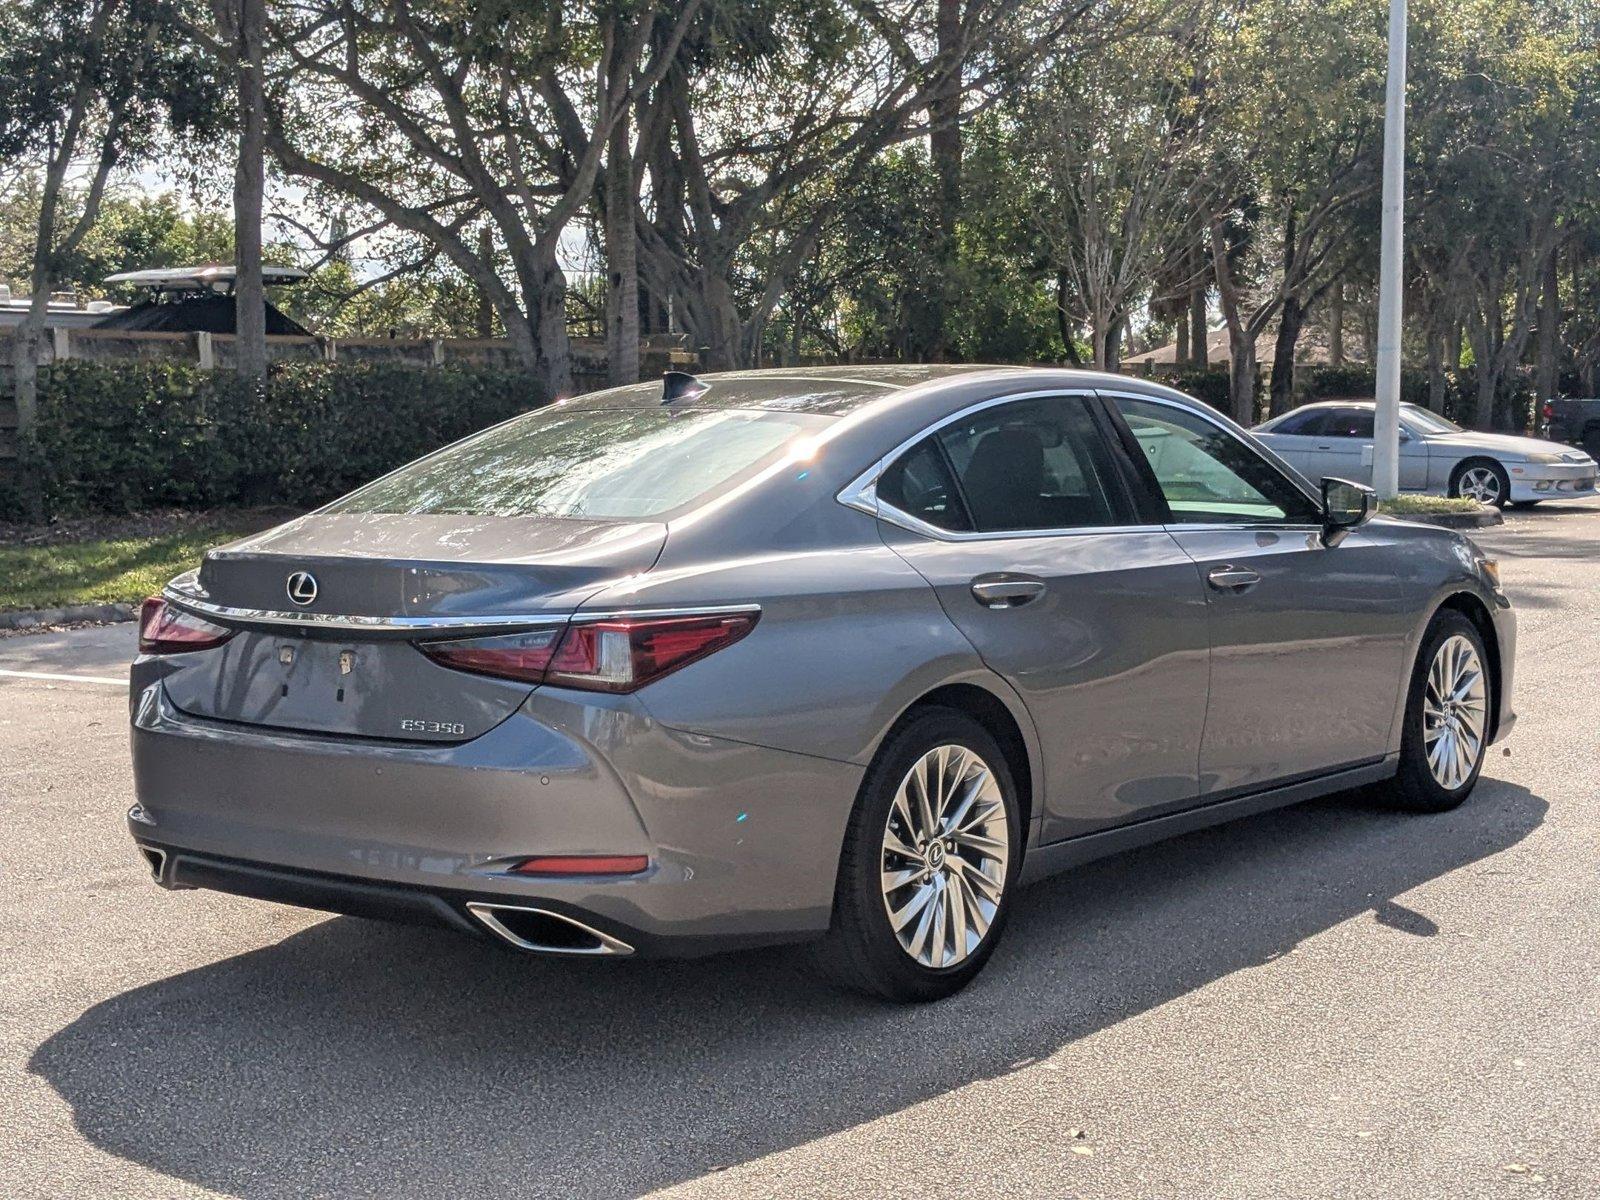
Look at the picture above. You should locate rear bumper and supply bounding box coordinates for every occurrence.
[129,669,863,955]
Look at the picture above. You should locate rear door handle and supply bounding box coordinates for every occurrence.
[1206,565,1261,592]
[970,577,1047,609]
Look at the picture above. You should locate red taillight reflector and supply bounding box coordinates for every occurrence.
[138,596,236,655]
[420,611,756,693]
[511,855,650,876]
[417,626,563,683]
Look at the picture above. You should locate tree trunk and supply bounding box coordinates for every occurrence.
[1476,369,1497,432]
[11,296,47,521]
[1328,281,1344,366]
[1189,236,1208,367]
[1268,294,1303,417]
[1104,309,1125,372]
[475,227,494,338]
[233,0,268,378]
[11,160,69,520]
[926,0,962,360]
[1208,219,1255,423]
[604,87,640,387]
[1055,271,1082,365]
[1535,248,1559,402]
[1426,323,1447,414]
[1465,316,1496,431]
[696,257,743,370]
[530,251,572,397]
[1229,342,1256,425]
[1175,306,1190,367]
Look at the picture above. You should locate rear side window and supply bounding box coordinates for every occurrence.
[1323,408,1375,438]
[878,394,1129,533]
[1270,409,1330,436]
[324,406,826,520]
[877,441,972,531]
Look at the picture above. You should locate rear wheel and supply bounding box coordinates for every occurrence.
[813,708,1021,1002]
[1382,611,1492,812]
[1450,458,1510,508]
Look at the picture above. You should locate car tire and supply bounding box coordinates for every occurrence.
[812,707,1022,1003]
[1382,611,1492,813]
[1450,458,1511,508]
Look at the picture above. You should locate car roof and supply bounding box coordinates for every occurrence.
[559,364,1188,418]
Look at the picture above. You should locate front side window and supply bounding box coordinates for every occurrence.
[1114,397,1320,525]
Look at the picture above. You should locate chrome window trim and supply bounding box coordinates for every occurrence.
[838,384,1326,542]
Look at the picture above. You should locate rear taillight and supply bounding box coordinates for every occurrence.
[419,611,757,693]
[138,596,236,655]
[1542,402,1555,420]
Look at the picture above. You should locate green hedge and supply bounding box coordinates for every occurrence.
[14,360,549,517]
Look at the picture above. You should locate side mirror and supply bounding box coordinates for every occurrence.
[1321,477,1374,546]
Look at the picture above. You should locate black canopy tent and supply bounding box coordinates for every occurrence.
[93,264,312,336]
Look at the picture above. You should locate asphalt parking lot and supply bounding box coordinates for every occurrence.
[2,506,1596,1200]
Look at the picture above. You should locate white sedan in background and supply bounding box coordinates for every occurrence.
[1254,401,1598,508]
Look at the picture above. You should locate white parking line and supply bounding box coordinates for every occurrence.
[0,668,128,687]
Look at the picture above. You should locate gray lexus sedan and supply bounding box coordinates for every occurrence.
[129,366,1515,1002]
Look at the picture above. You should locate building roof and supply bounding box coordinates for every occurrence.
[102,264,310,291]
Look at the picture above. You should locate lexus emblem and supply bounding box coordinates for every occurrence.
[286,571,319,607]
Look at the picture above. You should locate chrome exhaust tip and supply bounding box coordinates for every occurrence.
[138,845,167,883]
[466,902,634,957]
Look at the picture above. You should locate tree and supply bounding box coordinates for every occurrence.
[1020,18,1216,370]
[1201,0,1381,422]
[0,0,221,514]
[265,0,701,398]
[213,0,269,377]
[1406,0,1600,428]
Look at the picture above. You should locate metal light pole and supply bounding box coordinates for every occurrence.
[1372,0,1408,499]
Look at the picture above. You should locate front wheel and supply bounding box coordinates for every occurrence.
[1383,611,1492,812]
[1451,458,1510,508]
[813,708,1021,1002]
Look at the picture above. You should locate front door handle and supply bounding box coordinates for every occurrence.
[971,577,1046,609]
[1206,565,1262,592]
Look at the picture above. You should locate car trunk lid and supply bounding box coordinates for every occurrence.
[159,513,665,741]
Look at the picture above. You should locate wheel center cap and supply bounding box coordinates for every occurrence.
[925,841,946,871]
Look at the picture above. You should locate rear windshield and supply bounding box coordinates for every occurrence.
[324,405,828,520]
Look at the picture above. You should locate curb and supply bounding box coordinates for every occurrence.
[0,602,137,631]
[1386,506,1503,530]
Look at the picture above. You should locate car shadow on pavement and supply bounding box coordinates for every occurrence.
[31,779,1545,1200]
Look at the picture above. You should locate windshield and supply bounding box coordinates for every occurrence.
[1402,405,1464,435]
[324,405,828,520]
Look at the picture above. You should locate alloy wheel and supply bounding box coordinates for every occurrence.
[880,744,1010,969]
[1456,466,1503,504]
[1423,634,1488,790]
